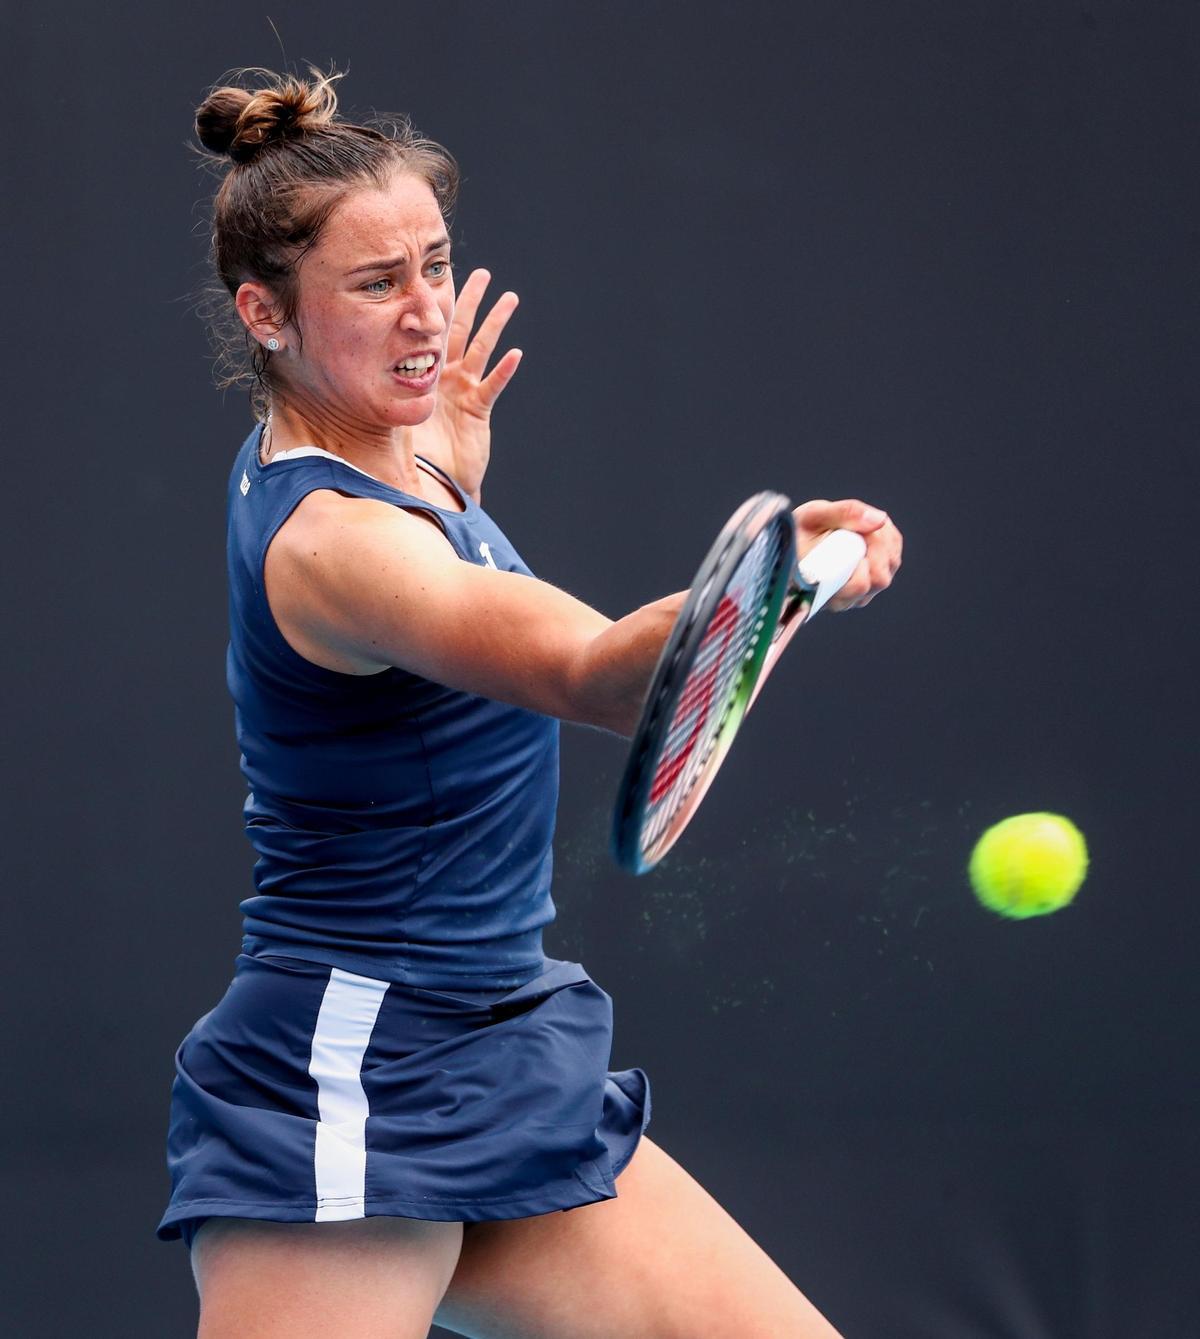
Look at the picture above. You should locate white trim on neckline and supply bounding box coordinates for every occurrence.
[263,443,466,514]
[265,444,381,482]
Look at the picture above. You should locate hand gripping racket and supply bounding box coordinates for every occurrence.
[611,493,866,874]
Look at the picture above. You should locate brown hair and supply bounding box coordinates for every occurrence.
[192,65,460,416]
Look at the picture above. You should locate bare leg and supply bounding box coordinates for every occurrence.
[435,1135,844,1339]
[191,1216,464,1339]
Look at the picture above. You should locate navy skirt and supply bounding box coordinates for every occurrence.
[157,954,651,1249]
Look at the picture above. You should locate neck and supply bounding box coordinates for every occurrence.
[263,397,421,492]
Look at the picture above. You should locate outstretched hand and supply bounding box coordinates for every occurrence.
[411,268,522,503]
[792,498,903,611]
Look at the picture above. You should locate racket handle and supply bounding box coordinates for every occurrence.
[747,526,867,715]
[797,528,867,618]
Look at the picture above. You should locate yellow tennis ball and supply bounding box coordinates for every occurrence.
[968,813,1088,919]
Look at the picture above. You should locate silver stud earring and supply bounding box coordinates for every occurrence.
[266,337,281,352]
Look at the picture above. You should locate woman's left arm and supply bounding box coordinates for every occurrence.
[407,268,522,504]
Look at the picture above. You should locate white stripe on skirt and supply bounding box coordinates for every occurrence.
[308,967,389,1221]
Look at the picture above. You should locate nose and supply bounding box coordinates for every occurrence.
[399,278,446,338]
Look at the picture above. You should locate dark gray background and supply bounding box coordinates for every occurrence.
[4,2,1198,1335]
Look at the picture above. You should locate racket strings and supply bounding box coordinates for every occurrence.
[647,593,739,807]
[641,525,784,859]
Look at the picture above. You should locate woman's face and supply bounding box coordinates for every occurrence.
[271,171,455,431]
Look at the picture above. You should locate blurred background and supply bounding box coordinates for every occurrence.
[4,2,1197,1334]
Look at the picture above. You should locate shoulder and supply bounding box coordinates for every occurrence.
[272,487,448,554]
[263,488,464,675]
[268,488,462,604]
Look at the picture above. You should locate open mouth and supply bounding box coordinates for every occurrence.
[392,352,439,380]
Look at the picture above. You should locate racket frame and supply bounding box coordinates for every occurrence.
[611,492,796,874]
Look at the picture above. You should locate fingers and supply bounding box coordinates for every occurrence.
[476,347,523,411]
[461,288,520,379]
[446,268,521,376]
[792,497,889,536]
[832,518,902,609]
[793,499,903,612]
[445,268,491,364]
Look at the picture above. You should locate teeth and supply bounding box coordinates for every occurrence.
[397,353,436,372]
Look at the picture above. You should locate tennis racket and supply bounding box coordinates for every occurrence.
[611,493,866,874]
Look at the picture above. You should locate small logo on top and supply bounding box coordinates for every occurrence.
[240,470,251,496]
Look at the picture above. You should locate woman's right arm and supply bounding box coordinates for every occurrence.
[264,490,901,737]
[263,490,684,736]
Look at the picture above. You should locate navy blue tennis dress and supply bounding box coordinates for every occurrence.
[157,422,651,1248]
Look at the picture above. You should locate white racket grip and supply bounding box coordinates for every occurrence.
[797,528,867,618]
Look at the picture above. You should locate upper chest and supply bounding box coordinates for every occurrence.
[260,441,466,514]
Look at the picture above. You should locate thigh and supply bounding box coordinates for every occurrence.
[192,1215,464,1339]
[433,1135,844,1339]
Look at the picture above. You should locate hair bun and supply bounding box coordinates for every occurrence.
[195,67,341,165]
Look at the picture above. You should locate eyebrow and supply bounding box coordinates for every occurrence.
[345,237,451,276]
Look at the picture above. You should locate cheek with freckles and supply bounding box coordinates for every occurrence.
[303,305,381,393]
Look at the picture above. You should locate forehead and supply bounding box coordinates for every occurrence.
[318,172,446,264]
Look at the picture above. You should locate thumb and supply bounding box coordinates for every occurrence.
[794,497,888,535]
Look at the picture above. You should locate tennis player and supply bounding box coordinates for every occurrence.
[159,66,902,1339]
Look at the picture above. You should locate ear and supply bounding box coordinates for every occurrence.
[235,281,286,349]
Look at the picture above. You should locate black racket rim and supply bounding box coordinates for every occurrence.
[611,491,796,874]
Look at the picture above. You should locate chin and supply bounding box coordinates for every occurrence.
[386,393,439,427]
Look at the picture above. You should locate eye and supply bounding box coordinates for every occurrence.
[363,277,393,294]
[427,259,451,279]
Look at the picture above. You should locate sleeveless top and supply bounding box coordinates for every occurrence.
[225,421,560,989]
